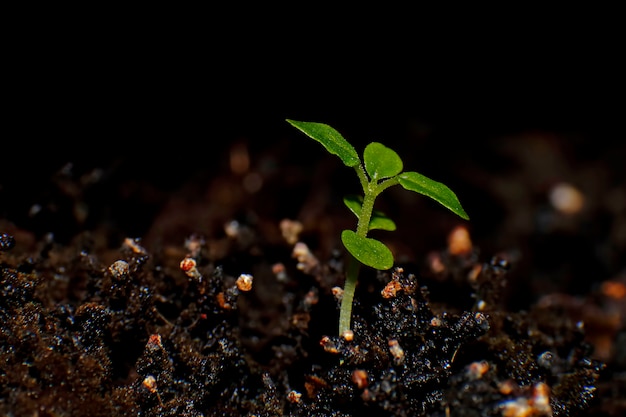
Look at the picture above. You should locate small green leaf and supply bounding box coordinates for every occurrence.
[341,230,394,270]
[343,195,363,217]
[369,215,397,232]
[363,142,403,181]
[398,171,469,220]
[286,119,360,167]
[343,195,397,231]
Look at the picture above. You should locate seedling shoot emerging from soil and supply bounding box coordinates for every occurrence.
[286,119,470,336]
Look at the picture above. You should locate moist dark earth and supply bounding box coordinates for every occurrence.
[1,119,625,416]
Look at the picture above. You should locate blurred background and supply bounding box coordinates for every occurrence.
[2,17,624,320]
[1,16,624,416]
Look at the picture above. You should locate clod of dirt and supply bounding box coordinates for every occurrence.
[1,219,614,416]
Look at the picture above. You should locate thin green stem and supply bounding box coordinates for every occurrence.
[356,188,376,237]
[338,168,398,335]
[354,165,370,191]
[374,177,399,194]
[338,254,361,335]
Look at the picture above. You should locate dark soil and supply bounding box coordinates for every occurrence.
[1,118,625,416]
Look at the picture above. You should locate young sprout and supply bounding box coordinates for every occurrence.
[286,119,470,336]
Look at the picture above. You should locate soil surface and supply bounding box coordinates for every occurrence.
[1,114,625,416]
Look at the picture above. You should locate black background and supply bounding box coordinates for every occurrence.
[3,13,623,253]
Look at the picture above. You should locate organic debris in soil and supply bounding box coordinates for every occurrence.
[0,220,618,416]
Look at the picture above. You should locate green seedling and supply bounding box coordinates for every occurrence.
[287,119,470,336]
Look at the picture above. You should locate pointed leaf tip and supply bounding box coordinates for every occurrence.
[398,171,469,220]
[286,119,360,167]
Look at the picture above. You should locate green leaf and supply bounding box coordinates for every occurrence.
[369,215,397,232]
[341,230,394,270]
[343,195,363,217]
[343,196,397,231]
[286,119,360,167]
[398,172,469,220]
[363,142,403,181]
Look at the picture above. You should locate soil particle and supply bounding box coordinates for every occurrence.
[1,222,613,416]
[1,133,624,416]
